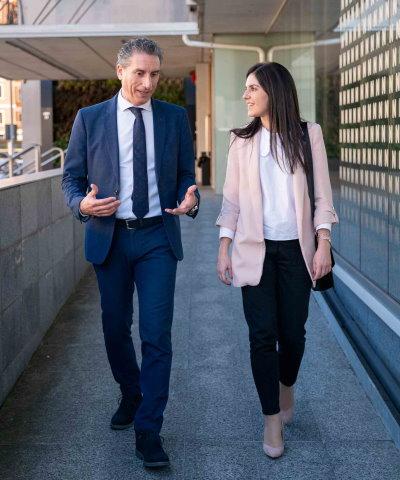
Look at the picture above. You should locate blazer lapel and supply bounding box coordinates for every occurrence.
[105,94,120,184]
[151,99,165,184]
[248,130,264,239]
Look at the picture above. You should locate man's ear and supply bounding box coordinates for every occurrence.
[116,64,123,81]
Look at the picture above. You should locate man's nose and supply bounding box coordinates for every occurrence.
[142,76,152,90]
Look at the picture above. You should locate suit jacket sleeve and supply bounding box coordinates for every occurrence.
[309,123,339,228]
[61,110,89,223]
[215,133,240,231]
[177,109,200,218]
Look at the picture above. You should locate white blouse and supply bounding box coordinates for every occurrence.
[220,127,331,240]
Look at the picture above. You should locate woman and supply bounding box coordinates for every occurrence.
[216,62,338,459]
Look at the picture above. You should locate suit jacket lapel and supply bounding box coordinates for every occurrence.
[151,99,165,184]
[105,94,120,184]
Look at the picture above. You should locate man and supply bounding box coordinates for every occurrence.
[62,38,199,469]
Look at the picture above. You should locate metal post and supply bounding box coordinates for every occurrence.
[60,149,65,170]
[7,154,13,177]
[5,123,16,177]
[35,144,41,173]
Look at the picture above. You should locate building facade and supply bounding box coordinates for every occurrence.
[0,78,22,142]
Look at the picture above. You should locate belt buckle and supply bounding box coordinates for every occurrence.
[126,220,137,231]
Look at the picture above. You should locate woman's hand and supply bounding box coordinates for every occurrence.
[217,238,233,285]
[312,239,332,281]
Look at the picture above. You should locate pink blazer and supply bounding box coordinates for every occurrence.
[216,122,339,288]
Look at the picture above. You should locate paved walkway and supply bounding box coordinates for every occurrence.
[0,190,399,480]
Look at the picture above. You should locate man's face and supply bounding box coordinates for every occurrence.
[116,52,160,105]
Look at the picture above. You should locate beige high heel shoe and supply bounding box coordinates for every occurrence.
[263,418,285,459]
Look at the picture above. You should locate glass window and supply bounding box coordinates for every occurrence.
[315,0,398,298]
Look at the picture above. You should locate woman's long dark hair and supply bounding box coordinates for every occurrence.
[232,62,307,174]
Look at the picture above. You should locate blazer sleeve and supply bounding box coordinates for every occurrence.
[61,110,89,222]
[176,109,200,218]
[309,123,339,228]
[216,134,240,231]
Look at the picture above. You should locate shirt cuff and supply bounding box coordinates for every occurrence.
[316,223,331,232]
[219,227,235,239]
[79,206,89,219]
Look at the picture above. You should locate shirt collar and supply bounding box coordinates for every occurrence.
[118,89,152,112]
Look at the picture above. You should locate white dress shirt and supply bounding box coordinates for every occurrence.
[220,127,331,239]
[116,90,162,219]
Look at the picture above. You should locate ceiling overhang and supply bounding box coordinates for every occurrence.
[0,22,201,80]
[0,22,199,39]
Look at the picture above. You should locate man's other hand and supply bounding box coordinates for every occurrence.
[79,184,121,217]
[164,185,198,216]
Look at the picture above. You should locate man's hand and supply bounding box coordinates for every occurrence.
[79,184,121,217]
[165,185,198,216]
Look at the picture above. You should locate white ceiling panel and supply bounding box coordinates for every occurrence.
[0,35,203,80]
[203,0,285,34]
[202,0,339,34]
[271,0,340,34]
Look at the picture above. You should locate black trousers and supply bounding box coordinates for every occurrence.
[241,239,312,416]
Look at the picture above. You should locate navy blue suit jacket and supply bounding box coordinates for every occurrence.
[62,94,199,264]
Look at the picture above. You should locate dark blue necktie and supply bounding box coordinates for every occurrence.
[129,107,149,219]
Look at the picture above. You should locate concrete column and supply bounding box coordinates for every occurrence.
[21,80,53,170]
[195,63,212,186]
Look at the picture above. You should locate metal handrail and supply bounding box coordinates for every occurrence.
[41,146,65,169]
[7,144,41,177]
[11,145,64,176]
[0,143,66,178]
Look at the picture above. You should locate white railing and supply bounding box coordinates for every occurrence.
[0,144,65,179]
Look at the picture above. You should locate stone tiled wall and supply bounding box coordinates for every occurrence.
[0,170,89,404]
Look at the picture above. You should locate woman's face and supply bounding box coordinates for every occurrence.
[243,73,268,118]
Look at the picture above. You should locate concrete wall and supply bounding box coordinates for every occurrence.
[332,270,400,399]
[0,170,89,405]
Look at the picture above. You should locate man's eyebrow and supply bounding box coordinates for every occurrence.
[133,68,160,74]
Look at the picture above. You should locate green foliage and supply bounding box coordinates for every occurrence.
[53,78,185,146]
[153,78,185,105]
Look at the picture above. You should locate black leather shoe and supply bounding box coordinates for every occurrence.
[135,430,170,468]
[110,395,142,430]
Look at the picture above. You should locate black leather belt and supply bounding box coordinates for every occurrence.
[116,216,163,230]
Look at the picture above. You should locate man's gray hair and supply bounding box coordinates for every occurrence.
[117,38,163,67]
